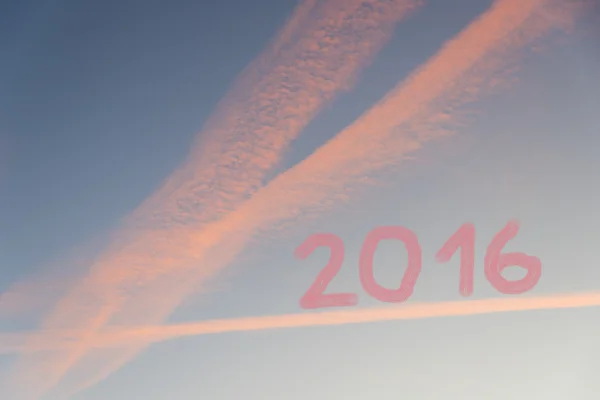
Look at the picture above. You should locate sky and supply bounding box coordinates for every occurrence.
[0,0,600,399]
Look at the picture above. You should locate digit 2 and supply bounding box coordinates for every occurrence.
[294,233,358,309]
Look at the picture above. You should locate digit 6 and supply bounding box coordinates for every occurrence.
[484,220,541,294]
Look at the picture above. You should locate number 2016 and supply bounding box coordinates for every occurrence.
[295,220,542,309]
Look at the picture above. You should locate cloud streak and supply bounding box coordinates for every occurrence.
[9,0,586,397]
[4,1,589,400]
[11,0,584,397]
[2,291,600,353]
[3,0,422,398]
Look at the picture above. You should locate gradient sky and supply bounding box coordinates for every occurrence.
[1,0,600,399]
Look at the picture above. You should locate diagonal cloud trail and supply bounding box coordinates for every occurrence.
[3,1,423,398]
[19,0,589,398]
[0,0,319,321]
[104,0,584,327]
[2,291,600,354]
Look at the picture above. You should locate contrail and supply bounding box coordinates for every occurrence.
[9,0,586,398]
[45,0,588,394]
[2,291,600,354]
[0,233,109,319]
[4,1,422,398]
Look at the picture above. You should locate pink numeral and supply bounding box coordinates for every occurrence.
[358,226,422,303]
[435,223,475,297]
[295,233,358,309]
[297,221,541,308]
[485,220,542,294]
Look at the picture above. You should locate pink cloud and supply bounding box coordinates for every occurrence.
[3,1,423,398]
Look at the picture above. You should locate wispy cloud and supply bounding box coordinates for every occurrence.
[5,0,583,398]
[3,291,600,354]
[1,280,67,318]
[3,0,422,398]
[30,0,587,396]
[0,234,109,320]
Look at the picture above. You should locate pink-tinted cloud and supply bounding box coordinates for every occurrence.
[1,280,68,318]
[8,0,586,398]
[3,1,422,398]
[3,291,600,354]
[0,234,109,320]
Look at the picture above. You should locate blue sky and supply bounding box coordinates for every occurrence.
[1,0,600,399]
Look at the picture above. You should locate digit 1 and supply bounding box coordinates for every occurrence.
[435,223,475,296]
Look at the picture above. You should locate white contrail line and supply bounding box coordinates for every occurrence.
[1,291,599,354]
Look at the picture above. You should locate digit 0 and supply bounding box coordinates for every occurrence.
[359,226,422,303]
